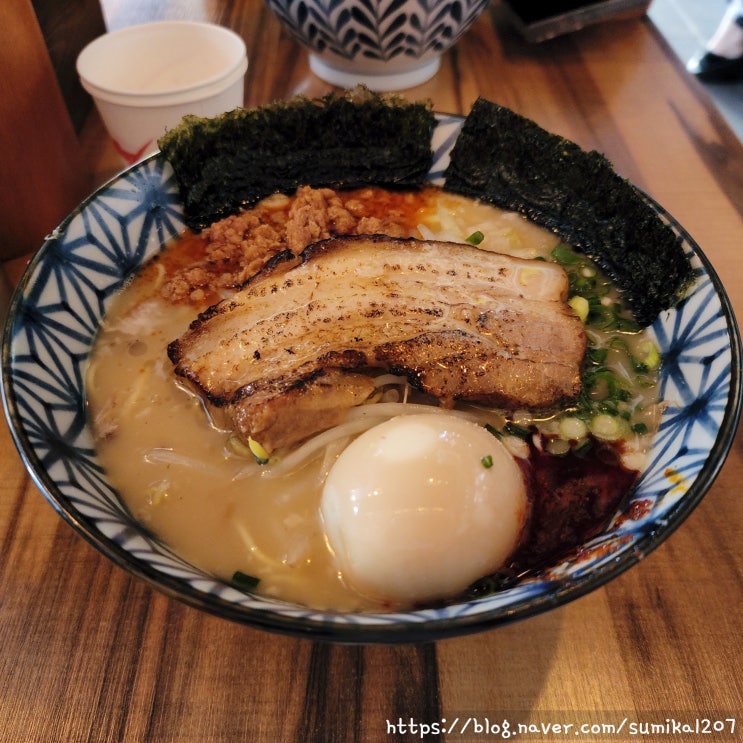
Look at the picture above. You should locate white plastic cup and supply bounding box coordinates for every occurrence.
[77,21,247,163]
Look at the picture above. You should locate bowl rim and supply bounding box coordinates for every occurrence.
[3,128,742,643]
[76,20,248,102]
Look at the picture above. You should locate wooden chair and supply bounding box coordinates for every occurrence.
[1,0,104,262]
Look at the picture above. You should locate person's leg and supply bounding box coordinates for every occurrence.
[687,0,743,82]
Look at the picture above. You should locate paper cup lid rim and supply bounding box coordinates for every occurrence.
[77,21,247,101]
[79,56,248,108]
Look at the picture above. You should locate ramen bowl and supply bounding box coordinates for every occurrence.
[2,114,741,643]
[264,0,490,90]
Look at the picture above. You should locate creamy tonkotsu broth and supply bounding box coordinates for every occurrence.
[86,186,663,612]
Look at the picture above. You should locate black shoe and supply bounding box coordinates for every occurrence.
[687,51,743,82]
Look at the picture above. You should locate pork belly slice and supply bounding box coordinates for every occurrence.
[168,235,587,451]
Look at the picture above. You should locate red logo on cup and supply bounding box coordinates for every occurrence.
[113,139,153,164]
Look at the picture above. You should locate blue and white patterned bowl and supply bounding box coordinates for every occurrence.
[2,114,741,642]
[264,0,490,89]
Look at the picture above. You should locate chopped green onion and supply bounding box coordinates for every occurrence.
[568,295,590,322]
[481,454,494,468]
[637,340,661,371]
[572,438,594,456]
[616,316,642,333]
[558,416,588,441]
[551,243,585,265]
[586,347,609,366]
[144,480,169,506]
[247,436,270,465]
[587,298,620,329]
[609,336,631,354]
[231,570,260,590]
[546,437,571,456]
[466,230,485,246]
[589,414,627,442]
[503,422,530,439]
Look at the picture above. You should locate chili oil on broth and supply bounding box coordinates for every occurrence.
[85,185,661,613]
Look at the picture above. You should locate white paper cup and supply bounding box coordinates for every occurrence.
[77,21,247,163]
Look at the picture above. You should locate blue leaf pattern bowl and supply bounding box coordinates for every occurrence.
[263,0,490,89]
[2,114,741,642]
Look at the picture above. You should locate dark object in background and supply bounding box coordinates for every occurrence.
[688,51,743,83]
[31,0,106,132]
[501,0,651,42]
[686,0,743,83]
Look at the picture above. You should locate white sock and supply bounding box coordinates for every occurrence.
[707,0,743,59]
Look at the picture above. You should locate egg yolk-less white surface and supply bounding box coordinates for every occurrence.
[320,414,528,605]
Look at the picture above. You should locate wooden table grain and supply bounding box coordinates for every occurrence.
[2,2,742,741]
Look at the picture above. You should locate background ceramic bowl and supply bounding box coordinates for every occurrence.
[263,0,490,89]
[2,114,741,643]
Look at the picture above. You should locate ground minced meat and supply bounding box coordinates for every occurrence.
[160,186,415,304]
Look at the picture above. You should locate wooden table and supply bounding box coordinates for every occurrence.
[2,2,742,740]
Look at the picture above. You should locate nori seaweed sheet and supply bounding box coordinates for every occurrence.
[158,88,436,231]
[443,98,695,326]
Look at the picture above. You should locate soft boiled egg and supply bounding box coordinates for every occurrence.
[320,413,528,606]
